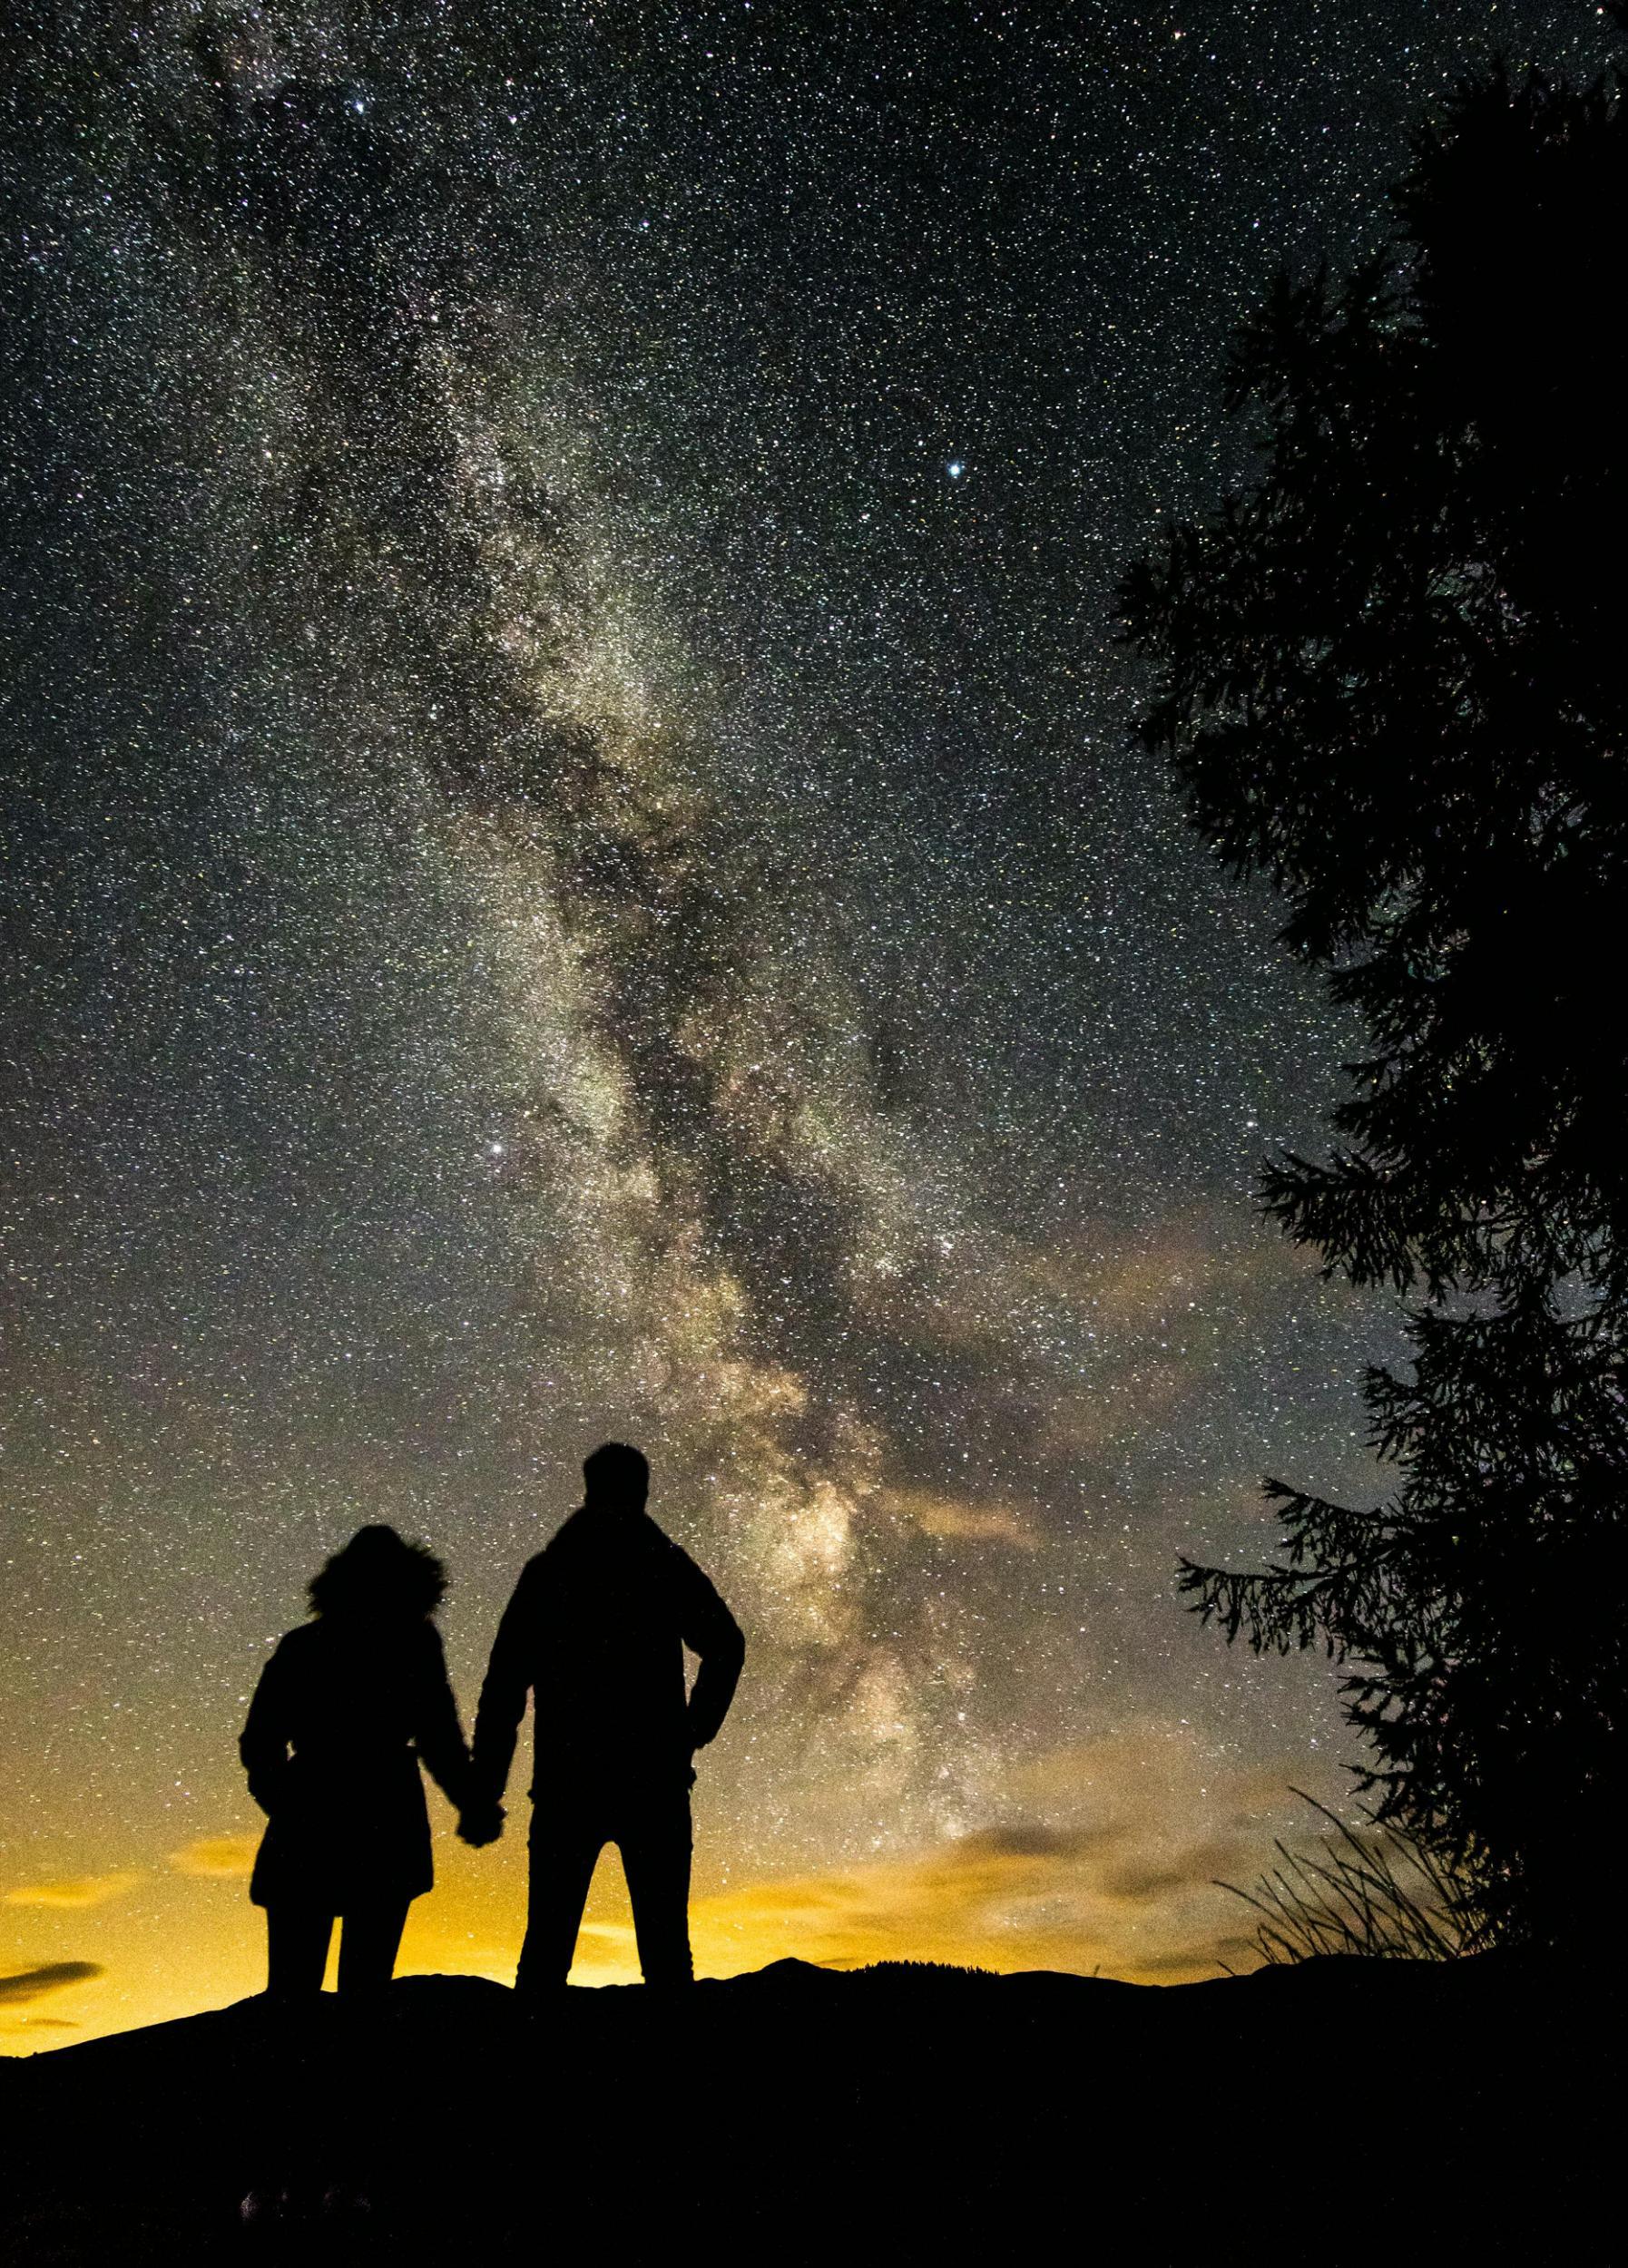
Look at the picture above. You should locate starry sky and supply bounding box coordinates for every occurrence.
[2,0,1614,2046]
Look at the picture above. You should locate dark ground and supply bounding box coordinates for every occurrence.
[1,1956,1613,2263]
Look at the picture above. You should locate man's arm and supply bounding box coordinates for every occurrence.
[680,1561,745,1751]
[468,1560,542,1810]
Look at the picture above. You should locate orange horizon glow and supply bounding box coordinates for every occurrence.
[2,1721,1323,2052]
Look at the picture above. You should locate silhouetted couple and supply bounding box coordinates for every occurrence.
[240,1442,744,1998]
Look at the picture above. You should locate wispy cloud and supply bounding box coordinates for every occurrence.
[170,1834,260,1881]
[4,1872,143,1911]
[0,1961,103,2006]
[878,1486,1038,1549]
[672,1823,1256,1986]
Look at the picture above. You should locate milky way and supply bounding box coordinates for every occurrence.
[3,2,1613,2036]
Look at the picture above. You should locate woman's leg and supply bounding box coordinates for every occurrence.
[336,1898,410,1996]
[265,1904,334,1997]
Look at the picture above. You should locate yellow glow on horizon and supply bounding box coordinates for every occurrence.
[1,1727,1317,2052]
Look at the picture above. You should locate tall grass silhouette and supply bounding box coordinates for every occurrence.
[1221,1793,1485,1965]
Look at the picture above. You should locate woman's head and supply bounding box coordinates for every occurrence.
[309,1525,446,1621]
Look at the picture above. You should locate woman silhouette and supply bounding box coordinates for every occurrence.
[240,1526,481,1997]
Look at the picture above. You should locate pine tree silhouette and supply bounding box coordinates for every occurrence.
[1121,49,1628,1950]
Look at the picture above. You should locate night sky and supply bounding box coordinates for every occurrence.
[3,1,1613,2044]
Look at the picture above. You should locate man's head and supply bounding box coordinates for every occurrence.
[583,1441,650,1511]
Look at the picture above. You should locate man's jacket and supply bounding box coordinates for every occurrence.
[471,1503,744,1804]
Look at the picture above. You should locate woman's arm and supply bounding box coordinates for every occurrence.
[239,1639,294,1814]
[412,1623,473,1808]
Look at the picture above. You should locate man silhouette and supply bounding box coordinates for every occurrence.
[465,1443,743,1989]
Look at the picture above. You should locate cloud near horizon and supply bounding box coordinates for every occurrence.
[170,1834,260,1881]
[4,1872,143,1911]
[671,1823,1256,1986]
[0,1961,103,2006]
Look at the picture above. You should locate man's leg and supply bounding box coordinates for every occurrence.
[517,1804,603,1991]
[265,1904,334,1998]
[620,1785,694,1987]
[336,1899,410,1997]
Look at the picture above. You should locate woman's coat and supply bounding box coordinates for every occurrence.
[240,1614,470,1911]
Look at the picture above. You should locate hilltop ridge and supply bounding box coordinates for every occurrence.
[2,1955,1611,2263]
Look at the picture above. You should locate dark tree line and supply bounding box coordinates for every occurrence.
[1123,49,1628,1950]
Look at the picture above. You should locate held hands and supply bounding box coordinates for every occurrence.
[457,1800,505,1848]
